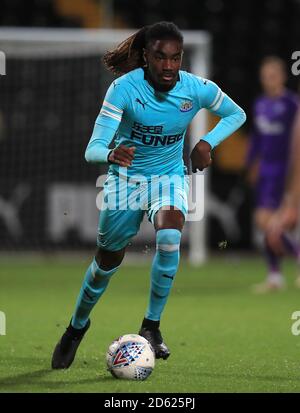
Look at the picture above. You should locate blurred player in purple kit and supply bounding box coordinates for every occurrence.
[266,108,300,259]
[245,56,300,292]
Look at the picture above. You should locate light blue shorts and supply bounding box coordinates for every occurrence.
[97,172,189,251]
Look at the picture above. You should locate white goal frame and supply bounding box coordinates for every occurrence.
[0,28,211,265]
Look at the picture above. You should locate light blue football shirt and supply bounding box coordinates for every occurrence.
[85,68,246,178]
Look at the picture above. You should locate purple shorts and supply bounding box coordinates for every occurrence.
[255,173,286,210]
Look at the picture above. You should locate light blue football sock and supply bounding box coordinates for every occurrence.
[71,258,119,329]
[146,229,181,322]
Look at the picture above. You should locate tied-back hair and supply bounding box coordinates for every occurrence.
[103,21,183,76]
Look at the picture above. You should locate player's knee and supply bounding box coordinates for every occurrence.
[95,247,125,271]
[255,216,268,232]
[156,229,181,253]
[255,210,274,232]
[155,208,185,231]
[91,258,119,281]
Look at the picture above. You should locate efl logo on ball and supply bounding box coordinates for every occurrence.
[106,334,155,380]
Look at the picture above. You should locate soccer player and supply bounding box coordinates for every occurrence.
[245,56,299,292]
[51,21,246,369]
[266,107,300,256]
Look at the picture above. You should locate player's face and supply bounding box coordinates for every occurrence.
[144,39,183,92]
[259,62,286,95]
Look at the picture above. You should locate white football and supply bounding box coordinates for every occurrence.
[106,334,155,380]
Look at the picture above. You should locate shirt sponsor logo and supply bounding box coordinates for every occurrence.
[255,116,284,135]
[130,122,183,146]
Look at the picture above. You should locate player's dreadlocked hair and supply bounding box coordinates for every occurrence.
[103,21,183,76]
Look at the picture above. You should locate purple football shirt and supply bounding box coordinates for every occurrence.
[246,90,299,208]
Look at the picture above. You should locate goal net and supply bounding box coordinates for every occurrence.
[0,28,211,265]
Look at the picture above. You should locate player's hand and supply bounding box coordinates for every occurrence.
[279,205,299,231]
[190,140,212,172]
[108,145,136,167]
[266,205,299,254]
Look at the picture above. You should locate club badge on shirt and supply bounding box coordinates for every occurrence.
[180,100,193,112]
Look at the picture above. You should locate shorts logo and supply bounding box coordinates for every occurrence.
[180,100,193,112]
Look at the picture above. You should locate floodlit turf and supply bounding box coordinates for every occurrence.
[1,254,300,393]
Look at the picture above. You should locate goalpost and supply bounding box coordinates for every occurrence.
[0,28,211,265]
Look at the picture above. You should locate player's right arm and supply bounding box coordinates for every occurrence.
[85,80,135,167]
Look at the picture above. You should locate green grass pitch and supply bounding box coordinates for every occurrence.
[1,255,300,393]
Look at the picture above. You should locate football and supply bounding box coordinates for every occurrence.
[106,334,155,380]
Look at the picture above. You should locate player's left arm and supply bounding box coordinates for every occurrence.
[190,79,246,172]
